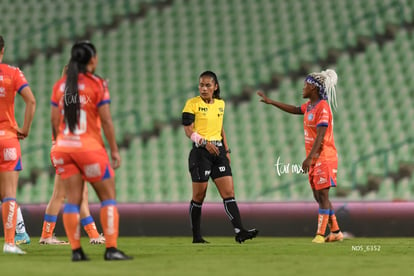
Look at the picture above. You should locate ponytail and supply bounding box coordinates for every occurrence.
[64,41,96,133]
[64,59,81,133]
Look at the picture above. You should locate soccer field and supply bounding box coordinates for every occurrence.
[2,237,413,276]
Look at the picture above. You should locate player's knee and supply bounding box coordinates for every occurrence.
[192,191,206,202]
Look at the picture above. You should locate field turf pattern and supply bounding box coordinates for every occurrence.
[2,237,413,276]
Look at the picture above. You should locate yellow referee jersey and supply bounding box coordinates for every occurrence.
[182,96,225,141]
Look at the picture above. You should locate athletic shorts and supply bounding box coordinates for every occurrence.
[188,144,232,182]
[50,148,114,183]
[308,160,337,191]
[0,138,22,172]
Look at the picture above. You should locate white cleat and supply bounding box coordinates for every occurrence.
[39,234,69,245]
[3,243,27,255]
[90,233,106,244]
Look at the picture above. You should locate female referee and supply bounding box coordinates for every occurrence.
[182,71,258,244]
[257,69,343,243]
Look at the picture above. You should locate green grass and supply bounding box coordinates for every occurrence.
[2,237,414,276]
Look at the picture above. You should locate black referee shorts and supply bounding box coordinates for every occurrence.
[188,145,232,182]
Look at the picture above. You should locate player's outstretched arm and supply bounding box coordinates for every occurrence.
[257,91,302,115]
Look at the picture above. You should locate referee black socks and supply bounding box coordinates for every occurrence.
[223,197,244,233]
[189,200,203,240]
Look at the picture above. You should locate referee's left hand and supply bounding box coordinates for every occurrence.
[205,142,219,156]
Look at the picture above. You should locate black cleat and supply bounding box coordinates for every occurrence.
[104,247,133,261]
[72,248,89,262]
[192,237,210,244]
[235,229,259,243]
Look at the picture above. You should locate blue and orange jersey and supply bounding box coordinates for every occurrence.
[51,72,110,152]
[0,63,29,140]
[300,100,337,162]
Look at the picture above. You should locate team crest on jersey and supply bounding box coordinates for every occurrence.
[308,113,314,121]
[0,87,5,97]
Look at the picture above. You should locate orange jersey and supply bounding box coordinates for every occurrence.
[0,63,29,140]
[51,72,110,152]
[300,100,337,162]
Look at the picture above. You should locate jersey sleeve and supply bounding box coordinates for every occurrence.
[182,98,196,126]
[50,81,61,107]
[14,67,29,94]
[97,79,111,107]
[182,98,196,114]
[315,102,330,127]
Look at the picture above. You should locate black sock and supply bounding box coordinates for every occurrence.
[223,197,244,233]
[189,200,203,239]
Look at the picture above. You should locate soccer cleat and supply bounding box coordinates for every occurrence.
[3,243,27,255]
[104,247,133,261]
[72,248,89,262]
[39,234,69,245]
[90,233,106,244]
[325,231,344,242]
[235,228,259,243]
[192,237,210,244]
[312,234,325,243]
[15,232,31,245]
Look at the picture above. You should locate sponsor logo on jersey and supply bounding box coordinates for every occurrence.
[84,163,101,178]
[3,148,17,161]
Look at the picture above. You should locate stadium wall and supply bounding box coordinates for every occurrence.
[2,202,414,237]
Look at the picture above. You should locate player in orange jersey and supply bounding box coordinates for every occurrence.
[40,65,104,245]
[257,69,343,243]
[50,41,131,261]
[0,35,36,254]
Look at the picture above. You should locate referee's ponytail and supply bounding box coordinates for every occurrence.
[199,71,221,99]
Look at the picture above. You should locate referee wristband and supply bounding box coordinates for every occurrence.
[226,148,231,154]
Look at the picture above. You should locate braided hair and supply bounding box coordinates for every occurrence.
[64,41,96,133]
[305,69,338,112]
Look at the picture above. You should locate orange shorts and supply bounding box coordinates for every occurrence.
[50,148,114,183]
[308,160,337,191]
[0,138,22,172]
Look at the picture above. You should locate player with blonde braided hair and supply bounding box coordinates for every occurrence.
[257,69,343,243]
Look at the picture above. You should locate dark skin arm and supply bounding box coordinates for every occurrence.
[257,91,302,115]
[302,126,327,173]
[99,104,121,169]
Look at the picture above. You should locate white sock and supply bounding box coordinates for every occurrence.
[15,207,27,234]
